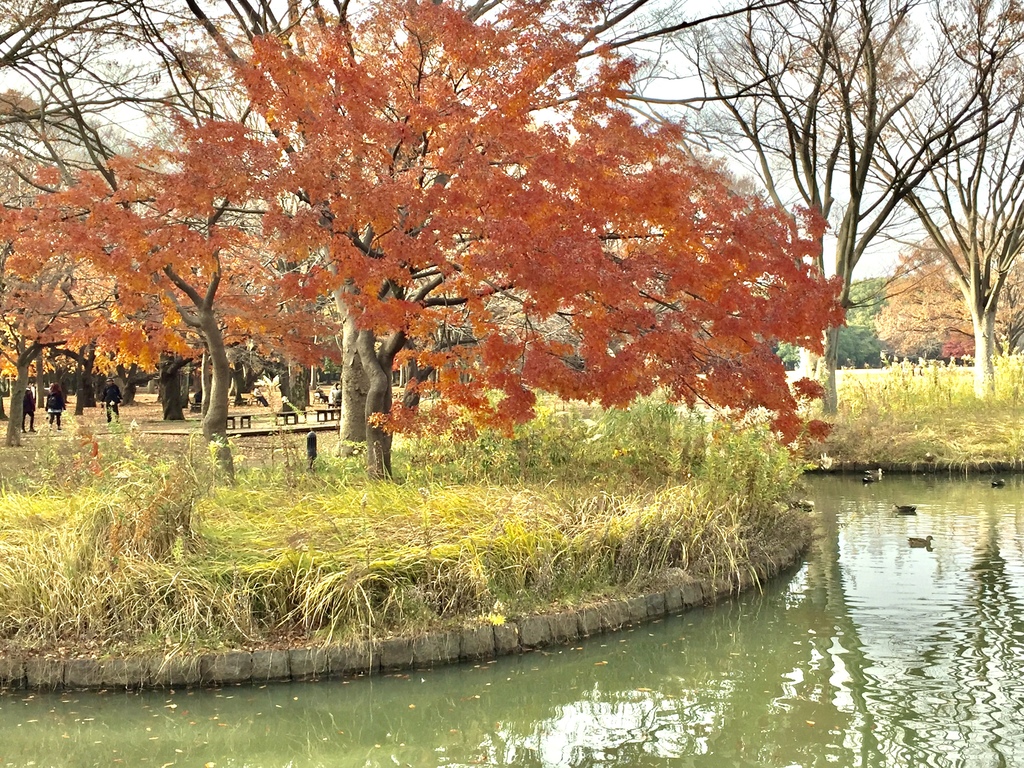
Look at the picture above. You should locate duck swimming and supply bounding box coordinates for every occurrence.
[892,504,917,515]
[908,535,934,548]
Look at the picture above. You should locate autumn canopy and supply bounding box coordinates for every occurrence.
[1,0,841,475]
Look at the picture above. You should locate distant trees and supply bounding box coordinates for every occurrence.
[877,248,1024,360]
[678,0,1023,411]
[897,0,1024,396]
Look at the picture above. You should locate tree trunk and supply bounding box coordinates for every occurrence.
[158,356,188,421]
[401,358,435,410]
[75,346,97,415]
[340,306,369,452]
[4,365,30,448]
[820,326,840,415]
[200,351,212,418]
[356,329,391,479]
[356,328,405,480]
[231,363,246,406]
[334,284,369,452]
[801,327,840,415]
[198,314,234,480]
[4,347,40,446]
[972,306,997,398]
[288,361,310,409]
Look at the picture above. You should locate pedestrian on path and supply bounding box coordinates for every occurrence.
[101,377,122,422]
[22,386,36,433]
[306,429,317,471]
[45,383,65,430]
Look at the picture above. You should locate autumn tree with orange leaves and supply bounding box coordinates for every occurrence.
[213,0,840,478]
[6,147,326,475]
[4,0,840,478]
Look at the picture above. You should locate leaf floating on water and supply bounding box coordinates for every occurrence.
[806,721,815,727]
[636,687,653,692]
[409,704,416,709]
[594,661,608,666]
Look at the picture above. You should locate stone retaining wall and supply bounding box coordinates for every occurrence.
[0,542,808,692]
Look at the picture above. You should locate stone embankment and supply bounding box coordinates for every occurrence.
[0,542,808,692]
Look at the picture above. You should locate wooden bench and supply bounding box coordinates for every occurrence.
[225,414,252,430]
[314,408,341,423]
[189,402,202,413]
[274,411,303,426]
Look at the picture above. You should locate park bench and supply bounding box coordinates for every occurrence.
[225,414,252,430]
[274,410,303,426]
[314,408,341,423]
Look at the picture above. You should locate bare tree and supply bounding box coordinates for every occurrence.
[675,0,996,412]
[893,0,1024,396]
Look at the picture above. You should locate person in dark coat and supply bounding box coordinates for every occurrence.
[22,386,36,433]
[100,377,122,422]
[306,429,317,471]
[45,383,65,431]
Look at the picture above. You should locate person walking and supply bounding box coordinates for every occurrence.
[45,383,65,431]
[306,429,317,471]
[22,386,36,433]
[100,377,122,422]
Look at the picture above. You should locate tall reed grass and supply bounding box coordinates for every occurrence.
[816,354,1024,466]
[0,404,808,655]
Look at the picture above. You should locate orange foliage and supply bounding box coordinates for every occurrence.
[2,0,841,445]
[234,0,840,441]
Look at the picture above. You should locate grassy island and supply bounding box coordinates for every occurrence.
[0,401,810,660]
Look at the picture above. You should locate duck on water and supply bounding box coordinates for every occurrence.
[863,468,884,483]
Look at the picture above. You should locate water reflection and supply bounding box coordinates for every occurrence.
[2,476,1023,767]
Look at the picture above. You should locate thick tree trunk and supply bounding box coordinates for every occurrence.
[972,307,997,398]
[340,308,369,451]
[287,362,310,409]
[158,356,189,421]
[356,328,407,480]
[801,327,840,415]
[4,365,30,448]
[355,328,398,480]
[198,314,234,481]
[114,364,149,406]
[231,363,246,406]
[75,346,97,415]
[335,285,369,452]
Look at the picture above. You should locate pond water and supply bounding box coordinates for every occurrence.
[2,475,1023,767]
